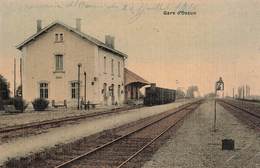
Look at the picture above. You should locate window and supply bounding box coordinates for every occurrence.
[71,82,79,99]
[39,83,48,99]
[60,34,63,41]
[111,59,114,75]
[118,61,121,77]
[103,83,107,97]
[55,34,59,42]
[55,33,64,42]
[55,55,63,71]
[104,57,106,73]
[118,85,121,100]
[110,84,115,104]
[111,84,114,97]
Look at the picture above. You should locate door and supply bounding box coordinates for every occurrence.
[118,85,121,104]
[111,84,115,105]
[103,83,108,105]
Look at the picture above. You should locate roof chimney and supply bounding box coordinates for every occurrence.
[37,20,42,32]
[76,18,81,31]
[105,35,115,49]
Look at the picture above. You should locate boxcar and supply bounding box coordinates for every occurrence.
[144,86,176,106]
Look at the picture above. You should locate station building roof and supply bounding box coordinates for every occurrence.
[124,68,150,86]
[16,20,127,59]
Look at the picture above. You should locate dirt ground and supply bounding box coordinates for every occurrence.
[142,99,260,168]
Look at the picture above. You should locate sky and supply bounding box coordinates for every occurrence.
[1,0,260,96]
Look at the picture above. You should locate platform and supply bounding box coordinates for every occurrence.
[0,99,194,166]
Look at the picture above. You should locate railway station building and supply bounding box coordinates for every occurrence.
[16,19,127,107]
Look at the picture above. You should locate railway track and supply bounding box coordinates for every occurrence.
[0,105,143,134]
[218,99,260,129]
[0,105,145,143]
[50,100,203,168]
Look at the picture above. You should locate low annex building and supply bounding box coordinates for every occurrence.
[17,19,127,107]
[124,68,150,103]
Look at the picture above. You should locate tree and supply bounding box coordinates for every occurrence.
[0,74,10,100]
[186,85,199,98]
[176,88,185,99]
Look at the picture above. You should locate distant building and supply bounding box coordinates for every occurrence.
[16,19,127,107]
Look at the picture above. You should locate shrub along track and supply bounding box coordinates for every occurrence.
[3,99,203,168]
[218,99,260,130]
[0,105,143,143]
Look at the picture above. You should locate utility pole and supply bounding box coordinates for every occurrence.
[247,86,248,97]
[214,80,218,132]
[245,85,250,97]
[84,72,86,110]
[243,85,245,100]
[245,85,247,97]
[214,82,217,132]
[14,58,16,97]
[77,63,82,110]
[20,58,23,112]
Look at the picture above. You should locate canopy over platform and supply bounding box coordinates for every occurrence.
[124,68,150,87]
[124,68,150,102]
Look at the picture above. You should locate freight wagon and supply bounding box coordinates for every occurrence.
[144,85,176,106]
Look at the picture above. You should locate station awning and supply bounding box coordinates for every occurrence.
[124,68,150,86]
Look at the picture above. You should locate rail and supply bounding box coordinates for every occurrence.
[0,105,143,134]
[54,100,203,168]
[218,100,260,119]
[218,99,260,130]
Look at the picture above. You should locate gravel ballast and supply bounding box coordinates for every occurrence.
[142,99,260,168]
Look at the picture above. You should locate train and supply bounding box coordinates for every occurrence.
[144,84,176,106]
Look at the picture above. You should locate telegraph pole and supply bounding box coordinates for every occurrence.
[243,85,245,100]
[77,63,82,110]
[214,82,217,132]
[84,72,87,110]
[14,58,16,97]
[20,58,23,112]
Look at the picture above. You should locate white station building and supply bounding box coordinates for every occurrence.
[16,19,127,107]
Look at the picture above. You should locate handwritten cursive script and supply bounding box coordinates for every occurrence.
[23,1,198,23]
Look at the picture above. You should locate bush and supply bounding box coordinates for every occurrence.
[0,98,14,110]
[3,98,14,105]
[0,97,27,112]
[32,98,49,111]
[13,97,28,111]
